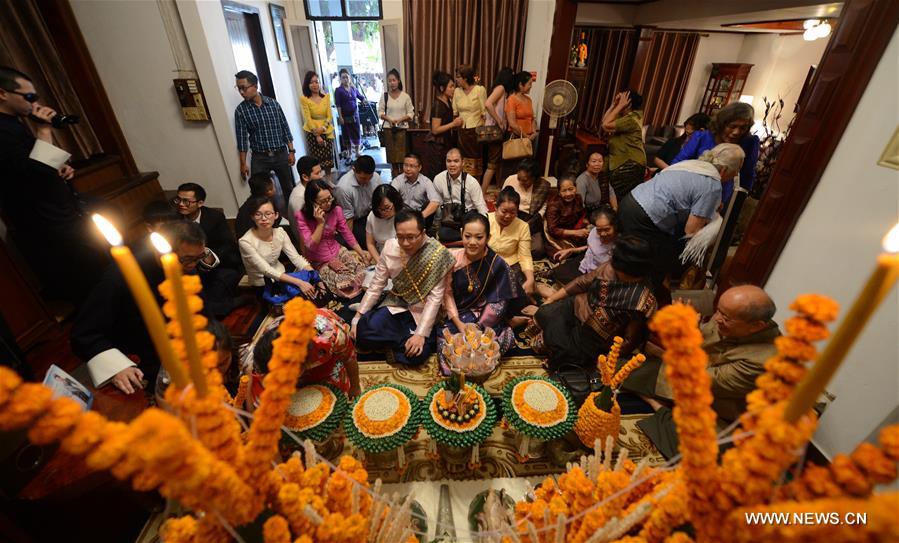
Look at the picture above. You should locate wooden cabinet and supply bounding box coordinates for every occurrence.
[700,63,753,115]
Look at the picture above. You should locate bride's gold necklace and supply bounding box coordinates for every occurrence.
[465,252,487,293]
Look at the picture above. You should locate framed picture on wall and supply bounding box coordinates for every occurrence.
[269,4,289,61]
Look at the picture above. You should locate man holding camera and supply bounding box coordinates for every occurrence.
[432,148,487,242]
[0,66,107,305]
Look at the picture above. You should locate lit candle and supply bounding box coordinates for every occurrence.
[149,232,208,396]
[91,215,188,388]
[785,222,899,422]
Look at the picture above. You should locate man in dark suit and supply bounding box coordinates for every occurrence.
[173,182,245,317]
[71,221,208,395]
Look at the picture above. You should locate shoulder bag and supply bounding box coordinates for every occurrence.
[502,132,533,160]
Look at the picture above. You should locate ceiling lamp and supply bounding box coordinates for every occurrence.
[803,19,832,41]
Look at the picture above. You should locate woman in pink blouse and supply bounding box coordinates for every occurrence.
[295,180,371,299]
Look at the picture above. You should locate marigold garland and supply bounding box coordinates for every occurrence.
[263,514,292,543]
[610,353,648,390]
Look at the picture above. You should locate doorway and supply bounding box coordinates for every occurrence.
[223,1,276,99]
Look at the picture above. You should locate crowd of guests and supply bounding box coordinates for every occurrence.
[1,63,776,452]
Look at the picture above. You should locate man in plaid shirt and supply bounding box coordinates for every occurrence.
[234,70,296,206]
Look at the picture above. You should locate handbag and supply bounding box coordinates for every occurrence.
[377,92,389,147]
[476,125,503,143]
[549,362,602,407]
[502,133,533,160]
[262,270,322,306]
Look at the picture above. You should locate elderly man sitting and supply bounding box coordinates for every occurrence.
[623,285,780,458]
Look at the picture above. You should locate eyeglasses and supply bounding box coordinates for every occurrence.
[396,231,423,243]
[378,204,395,213]
[236,84,257,92]
[172,197,199,206]
[179,253,206,265]
[253,211,277,219]
[315,196,334,205]
[9,90,38,103]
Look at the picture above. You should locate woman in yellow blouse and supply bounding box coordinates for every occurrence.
[452,64,487,178]
[300,71,335,173]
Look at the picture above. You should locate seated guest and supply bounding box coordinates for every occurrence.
[438,212,528,374]
[72,221,209,395]
[501,158,550,257]
[335,154,384,247]
[535,235,657,370]
[544,175,588,260]
[670,103,758,203]
[488,187,534,295]
[548,206,617,287]
[235,172,278,238]
[156,319,238,401]
[366,184,401,261]
[576,152,617,211]
[174,182,245,317]
[624,285,779,458]
[244,308,361,401]
[296,180,371,299]
[238,196,321,301]
[142,200,180,233]
[653,113,710,170]
[288,155,326,241]
[433,148,488,242]
[352,209,455,366]
[390,152,439,227]
[618,143,744,302]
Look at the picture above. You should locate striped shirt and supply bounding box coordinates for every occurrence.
[234,95,293,153]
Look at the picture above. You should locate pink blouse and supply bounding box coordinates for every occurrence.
[295,205,357,265]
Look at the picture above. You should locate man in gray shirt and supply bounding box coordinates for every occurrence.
[335,154,384,246]
[390,152,439,227]
[618,143,744,301]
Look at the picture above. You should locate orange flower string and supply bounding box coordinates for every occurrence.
[611,353,648,390]
[244,298,318,493]
[649,303,722,542]
[263,514,292,543]
[160,515,198,543]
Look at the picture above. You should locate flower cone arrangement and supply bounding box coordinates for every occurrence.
[574,338,646,448]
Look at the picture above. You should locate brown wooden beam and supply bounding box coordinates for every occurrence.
[720,0,899,290]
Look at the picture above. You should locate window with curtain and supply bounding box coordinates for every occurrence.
[633,31,700,127]
[402,0,529,120]
[573,27,638,133]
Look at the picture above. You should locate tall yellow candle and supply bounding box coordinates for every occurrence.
[91,215,189,388]
[785,222,899,422]
[149,233,208,397]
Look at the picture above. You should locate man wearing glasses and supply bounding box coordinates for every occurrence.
[0,66,107,304]
[390,152,439,230]
[234,70,296,207]
[72,221,211,395]
[351,208,455,366]
[174,182,246,317]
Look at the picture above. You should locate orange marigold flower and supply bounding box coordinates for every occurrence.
[59,409,108,456]
[850,442,897,485]
[830,455,873,496]
[263,514,292,543]
[0,366,23,409]
[27,397,83,445]
[160,515,197,543]
[783,316,829,342]
[773,336,817,362]
[0,383,53,431]
[879,424,899,461]
[789,294,839,323]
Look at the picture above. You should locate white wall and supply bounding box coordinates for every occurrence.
[70,0,233,211]
[523,0,556,126]
[766,27,899,458]
[679,33,745,120]
[737,33,828,129]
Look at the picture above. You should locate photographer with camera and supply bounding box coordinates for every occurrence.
[0,66,107,305]
[432,148,487,243]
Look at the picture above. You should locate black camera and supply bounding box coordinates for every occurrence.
[29,112,81,129]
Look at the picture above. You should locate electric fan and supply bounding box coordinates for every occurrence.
[541,80,578,177]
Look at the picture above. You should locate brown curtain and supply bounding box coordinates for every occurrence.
[633,32,700,127]
[574,27,637,133]
[403,0,529,119]
[0,0,102,160]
